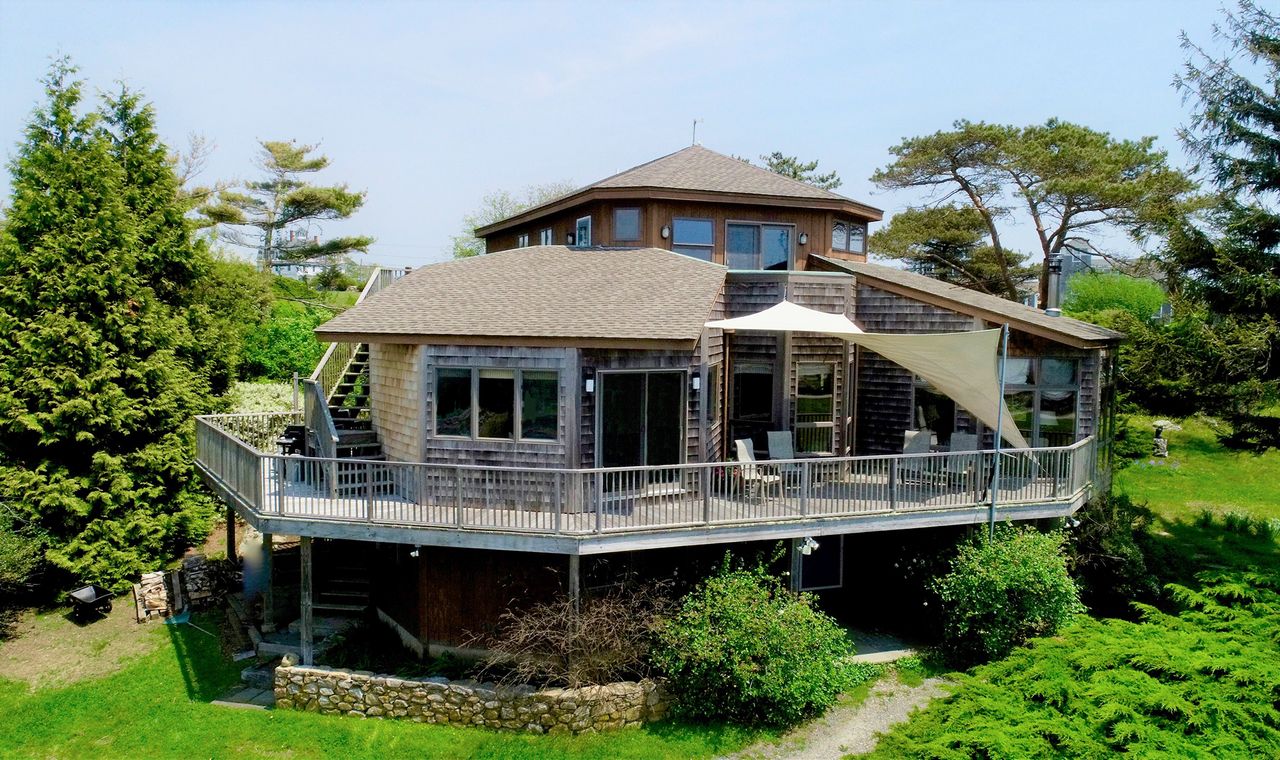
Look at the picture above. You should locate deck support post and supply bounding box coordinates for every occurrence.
[788,537,803,592]
[300,536,314,665]
[225,505,237,563]
[261,532,275,633]
[568,554,581,614]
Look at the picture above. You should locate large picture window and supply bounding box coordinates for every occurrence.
[1003,357,1079,447]
[726,222,791,270]
[434,368,560,441]
[795,363,835,453]
[672,218,713,261]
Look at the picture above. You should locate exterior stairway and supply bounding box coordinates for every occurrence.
[323,346,396,498]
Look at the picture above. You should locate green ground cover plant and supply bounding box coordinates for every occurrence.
[867,570,1280,759]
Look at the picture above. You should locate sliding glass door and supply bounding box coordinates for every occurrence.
[598,372,686,488]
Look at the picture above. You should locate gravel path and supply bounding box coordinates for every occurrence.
[724,675,948,760]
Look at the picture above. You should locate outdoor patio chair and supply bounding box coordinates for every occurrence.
[899,428,937,485]
[944,432,981,488]
[734,438,782,502]
[766,431,804,484]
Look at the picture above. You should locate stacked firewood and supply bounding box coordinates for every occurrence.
[182,554,242,610]
[133,570,173,622]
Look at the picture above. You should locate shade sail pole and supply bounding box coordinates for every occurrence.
[988,324,1009,538]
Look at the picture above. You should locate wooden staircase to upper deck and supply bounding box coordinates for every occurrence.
[304,268,409,500]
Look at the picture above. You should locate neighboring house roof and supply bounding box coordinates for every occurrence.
[812,256,1123,348]
[475,145,883,237]
[315,246,727,348]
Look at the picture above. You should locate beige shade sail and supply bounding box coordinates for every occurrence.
[706,300,1030,449]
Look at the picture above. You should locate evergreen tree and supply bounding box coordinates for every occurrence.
[0,61,218,589]
[759,152,842,190]
[1163,0,1280,446]
[203,140,373,272]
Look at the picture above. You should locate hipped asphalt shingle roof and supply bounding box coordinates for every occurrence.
[316,246,726,345]
[475,146,882,236]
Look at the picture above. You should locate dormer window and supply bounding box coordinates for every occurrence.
[832,219,866,254]
[575,216,592,246]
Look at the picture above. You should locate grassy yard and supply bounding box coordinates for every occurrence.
[0,608,759,759]
[1114,414,1280,521]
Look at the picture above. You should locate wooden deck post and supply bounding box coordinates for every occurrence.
[261,532,275,633]
[225,505,237,563]
[568,554,581,614]
[788,537,803,592]
[300,536,314,665]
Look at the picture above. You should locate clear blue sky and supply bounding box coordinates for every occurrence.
[0,0,1227,266]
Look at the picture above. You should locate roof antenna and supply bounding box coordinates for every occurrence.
[691,118,703,146]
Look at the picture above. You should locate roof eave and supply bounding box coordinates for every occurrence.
[312,329,702,351]
[475,187,884,238]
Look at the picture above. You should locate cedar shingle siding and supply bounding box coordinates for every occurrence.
[370,343,421,462]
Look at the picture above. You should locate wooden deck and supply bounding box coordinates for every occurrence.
[197,414,1097,554]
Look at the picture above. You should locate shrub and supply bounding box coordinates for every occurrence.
[1067,493,1159,617]
[239,302,327,380]
[933,526,1084,664]
[652,559,859,728]
[475,586,670,688]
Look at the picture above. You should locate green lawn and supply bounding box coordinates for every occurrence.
[0,613,759,759]
[1114,414,1280,522]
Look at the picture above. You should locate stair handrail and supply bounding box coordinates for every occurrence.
[302,378,340,461]
[309,266,408,399]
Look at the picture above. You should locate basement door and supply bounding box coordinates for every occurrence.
[598,371,685,491]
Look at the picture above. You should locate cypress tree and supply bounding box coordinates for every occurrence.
[0,60,218,589]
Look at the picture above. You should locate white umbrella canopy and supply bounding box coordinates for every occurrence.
[705,300,1030,449]
[706,300,864,335]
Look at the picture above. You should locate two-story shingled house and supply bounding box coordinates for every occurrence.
[196,146,1120,662]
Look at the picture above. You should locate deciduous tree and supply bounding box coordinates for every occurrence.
[451,181,575,258]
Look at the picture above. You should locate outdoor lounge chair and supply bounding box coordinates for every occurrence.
[735,438,782,502]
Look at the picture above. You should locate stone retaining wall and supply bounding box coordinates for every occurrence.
[274,663,667,734]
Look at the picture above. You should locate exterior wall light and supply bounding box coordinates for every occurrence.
[584,378,594,393]
[691,375,701,391]
[798,232,809,246]
[661,225,671,239]
[566,232,576,246]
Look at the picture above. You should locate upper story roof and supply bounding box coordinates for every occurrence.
[315,246,727,349]
[475,145,883,238]
[812,256,1124,348]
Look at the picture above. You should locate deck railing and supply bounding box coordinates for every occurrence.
[196,414,1097,538]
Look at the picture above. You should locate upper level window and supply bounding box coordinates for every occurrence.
[539,227,553,246]
[727,222,792,270]
[575,216,592,246]
[672,218,714,261]
[516,233,530,248]
[613,208,641,242]
[832,219,866,254]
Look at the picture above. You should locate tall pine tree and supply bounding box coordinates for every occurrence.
[0,60,219,588]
